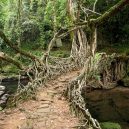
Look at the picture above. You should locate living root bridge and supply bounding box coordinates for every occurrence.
[1,1,129,129]
[5,33,129,129]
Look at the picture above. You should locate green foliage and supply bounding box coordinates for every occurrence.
[0,0,8,29]
[83,0,96,7]
[21,20,40,42]
[97,0,129,45]
[44,0,70,28]
[1,64,19,76]
[100,122,121,129]
[0,0,71,49]
[22,0,31,18]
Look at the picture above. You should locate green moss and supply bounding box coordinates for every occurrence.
[100,122,121,129]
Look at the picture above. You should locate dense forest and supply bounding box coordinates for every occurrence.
[0,0,129,129]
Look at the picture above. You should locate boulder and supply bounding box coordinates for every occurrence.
[0,91,4,96]
[0,85,5,91]
[0,99,5,105]
[1,94,9,101]
[0,94,9,107]
[53,38,63,48]
[123,77,129,87]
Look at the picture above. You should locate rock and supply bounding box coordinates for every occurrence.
[0,85,5,91]
[53,38,63,48]
[0,99,6,107]
[0,94,9,107]
[82,87,129,122]
[0,91,4,96]
[0,99,5,105]
[123,77,129,87]
[1,94,9,101]
[105,82,117,89]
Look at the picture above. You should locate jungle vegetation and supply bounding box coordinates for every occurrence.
[0,0,129,129]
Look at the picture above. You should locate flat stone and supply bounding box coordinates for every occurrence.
[37,104,49,109]
[0,86,5,91]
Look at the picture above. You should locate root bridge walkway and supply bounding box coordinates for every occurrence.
[0,70,80,129]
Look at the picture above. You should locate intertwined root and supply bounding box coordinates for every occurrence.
[10,28,89,103]
[11,28,129,129]
[66,54,114,129]
[66,78,101,129]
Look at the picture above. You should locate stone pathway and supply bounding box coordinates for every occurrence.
[0,71,80,129]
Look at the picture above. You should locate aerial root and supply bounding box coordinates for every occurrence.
[66,77,101,129]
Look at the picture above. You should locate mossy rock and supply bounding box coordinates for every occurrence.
[123,77,129,87]
[100,122,121,129]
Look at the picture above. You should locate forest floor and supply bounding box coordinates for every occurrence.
[0,70,80,129]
